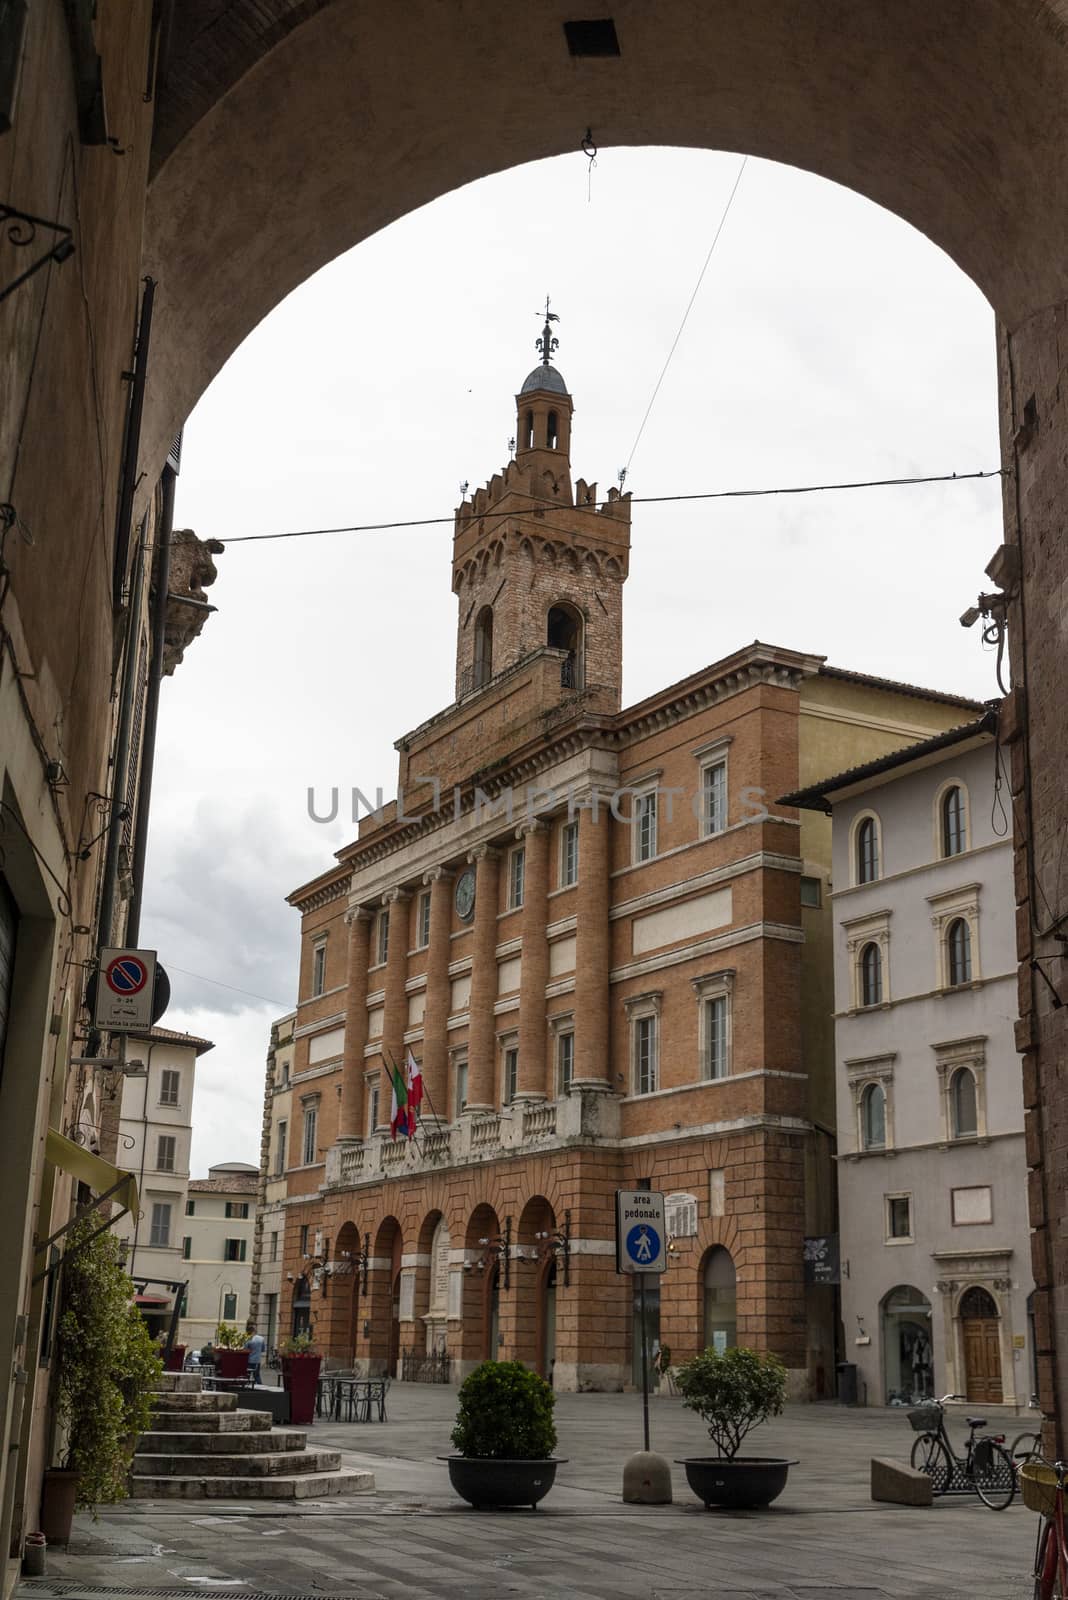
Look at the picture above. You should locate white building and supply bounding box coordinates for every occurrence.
[783,710,1034,1409]
[251,1013,296,1354]
[180,1162,260,1348]
[112,1026,214,1339]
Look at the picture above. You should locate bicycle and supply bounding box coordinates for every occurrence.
[1021,1458,1068,1597]
[1013,1397,1045,1469]
[908,1393,1016,1509]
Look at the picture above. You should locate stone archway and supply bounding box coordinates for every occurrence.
[369,1215,402,1378]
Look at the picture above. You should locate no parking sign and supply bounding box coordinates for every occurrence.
[93,947,158,1030]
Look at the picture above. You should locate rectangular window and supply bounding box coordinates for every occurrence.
[302,1105,318,1166]
[635,790,657,862]
[300,1224,309,1255]
[225,1201,249,1219]
[634,1015,658,1095]
[454,1057,468,1117]
[418,889,431,949]
[368,1081,380,1134]
[275,1121,287,1175]
[224,1237,247,1263]
[509,846,525,910]
[159,1068,180,1106]
[702,759,727,836]
[182,1235,192,1260]
[269,1231,279,1263]
[560,820,579,887]
[185,1198,195,1217]
[704,995,729,1080]
[556,1031,574,1097]
[312,941,327,996]
[222,1291,238,1321]
[886,1195,912,1241]
[149,1202,171,1248]
[800,876,822,908]
[503,1045,519,1105]
[156,1134,176,1173]
[281,1061,290,1087]
[376,911,389,966]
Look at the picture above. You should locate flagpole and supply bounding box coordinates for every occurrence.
[387,1048,426,1156]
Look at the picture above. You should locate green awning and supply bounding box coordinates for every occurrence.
[44,1128,139,1216]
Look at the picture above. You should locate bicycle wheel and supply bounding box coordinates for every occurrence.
[973,1441,1016,1510]
[1015,1431,1044,1465]
[911,1433,951,1495]
[1033,1516,1064,1600]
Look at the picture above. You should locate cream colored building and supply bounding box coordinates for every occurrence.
[112,1026,214,1338]
[180,1163,260,1347]
[251,1014,296,1353]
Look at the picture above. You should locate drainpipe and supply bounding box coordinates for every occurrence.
[95,518,148,955]
[125,462,174,946]
[112,277,154,613]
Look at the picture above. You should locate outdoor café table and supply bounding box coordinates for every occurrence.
[315,1375,388,1422]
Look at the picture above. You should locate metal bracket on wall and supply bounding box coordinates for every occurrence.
[0,204,75,303]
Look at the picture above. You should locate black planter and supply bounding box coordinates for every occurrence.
[676,1456,797,1510]
[440,1455,565,1509]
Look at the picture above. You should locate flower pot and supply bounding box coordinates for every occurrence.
[440,1455,565,1509]
[163,1344,186,1373]
[676,1456,798,1510]
[215,1348,249,1380]
[39,1469,79,1546]
[282,1354,321,1425]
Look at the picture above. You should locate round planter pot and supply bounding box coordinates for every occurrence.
[215,1349,249,1380]
[440,1456,565,1509]
[39,1469,80,1546]
[282,1354,322,1425]
[676,1457,797,1510]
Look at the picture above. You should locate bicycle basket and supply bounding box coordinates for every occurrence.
[1021,1461,1058,1516]
[908,1405,942,1433]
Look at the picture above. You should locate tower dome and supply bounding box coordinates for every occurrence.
[520,363,568,395]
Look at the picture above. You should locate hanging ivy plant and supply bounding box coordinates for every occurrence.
[54,1217,162,1509]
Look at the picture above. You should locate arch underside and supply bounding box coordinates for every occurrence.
[141,0,1068,483]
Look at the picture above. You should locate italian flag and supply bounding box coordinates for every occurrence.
[406,1050,423,1133]
[389,1060,410,1141]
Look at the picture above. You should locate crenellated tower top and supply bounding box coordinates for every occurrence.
[450,308,631,712]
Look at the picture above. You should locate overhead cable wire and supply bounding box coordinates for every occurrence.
[623,154,748,477]
[208,468,1006,546]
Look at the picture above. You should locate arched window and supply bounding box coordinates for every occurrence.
[546,409,558,448]
[473,605,493,689]
[941,785,966,857]
[860,941,883,1007]
[950,1067,977,1138]
[702,1247,737,1352]
[947,918,972,986]
[524,410,534,449]
[547,602,583,689]
[856,815,880,883]
[861,1082,886,1150]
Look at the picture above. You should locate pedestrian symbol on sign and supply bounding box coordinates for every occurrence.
[626,1224,660,1267]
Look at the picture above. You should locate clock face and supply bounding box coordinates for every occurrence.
[454,867,477,923]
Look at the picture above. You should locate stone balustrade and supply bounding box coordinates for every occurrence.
[522,1101,557,1141]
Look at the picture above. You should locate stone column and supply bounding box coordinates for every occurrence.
[420,866,453,1123]
[517,821,549,1099]
[338,906,374,1139]
[381,887,411,1081]
[574,800,611,1088]
[466,845,500,1112]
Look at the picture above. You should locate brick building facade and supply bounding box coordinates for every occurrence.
[269,347,981,1393]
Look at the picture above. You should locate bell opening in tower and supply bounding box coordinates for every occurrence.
[473,605,494,689]
[547,602,583,690]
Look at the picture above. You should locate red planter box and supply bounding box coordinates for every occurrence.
[282,1354,322,1425]
[215,1348,249,1380]
[163,1344,186,1373]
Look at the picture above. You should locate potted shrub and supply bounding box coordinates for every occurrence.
[441,1359,564,1509]
[44,1217,162,1543]
[674,1345,796,1509]
[280,1331,321,1425]
[213,1322,250,1380]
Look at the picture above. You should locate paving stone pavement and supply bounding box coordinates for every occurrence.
[19,1385,1040,1599]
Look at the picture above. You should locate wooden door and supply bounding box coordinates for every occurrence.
[962,1294,1003,1403]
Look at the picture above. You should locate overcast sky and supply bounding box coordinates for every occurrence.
[139,148,1004,1177]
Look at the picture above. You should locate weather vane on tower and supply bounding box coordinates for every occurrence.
[535,295,559,365]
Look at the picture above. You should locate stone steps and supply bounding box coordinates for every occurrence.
[133,1449,342,1478]
[132,1377,375,1501]
[128,1468,373,1501]
[137,1427,308,1455]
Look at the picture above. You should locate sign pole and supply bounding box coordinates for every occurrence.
[639,1272,650,1453]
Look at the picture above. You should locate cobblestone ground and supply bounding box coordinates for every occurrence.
[19,1385,1039,1600]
